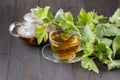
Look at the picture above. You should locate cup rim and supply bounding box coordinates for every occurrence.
[49,30,62,44]
[49,30,80,44]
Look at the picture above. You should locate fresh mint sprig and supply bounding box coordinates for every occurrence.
[35,6,54,44]
[54,11,80,36]
[35,24,48,44]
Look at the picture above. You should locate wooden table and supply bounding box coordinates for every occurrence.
[0,0,120,80]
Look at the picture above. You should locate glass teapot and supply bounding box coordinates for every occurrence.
[9,8,47,45]
[9,8,63,45]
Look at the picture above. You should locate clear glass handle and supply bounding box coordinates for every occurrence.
[9,22,22,37]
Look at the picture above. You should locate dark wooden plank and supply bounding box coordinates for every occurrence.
[0,0,16,80]
[72,62,98,80]
[39,0,84,16]
[8,38,75,80]
[0,55,9,80]
[0,0,16,54]
[83,0,119,16]
[99,70,120,80]
[8,39,43,80]
[39,54,75,80]
[14,0,38,21]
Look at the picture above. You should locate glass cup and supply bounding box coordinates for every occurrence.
[49,30,81,60]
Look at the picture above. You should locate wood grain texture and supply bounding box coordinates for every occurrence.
[13,0,38,21]
[83,0,119,16]
[39,0,84,16]
[0,0,16,54]
[8,39,42,80]
[0,0,16,80]
[7,0,41,80]
[39,54,75,80]
[0,0,120,80]
[0,55,9,80]
[8,39,75,80]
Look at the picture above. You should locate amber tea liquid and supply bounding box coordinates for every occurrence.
[50,32,80,60]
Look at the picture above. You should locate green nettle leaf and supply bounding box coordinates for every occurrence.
[104,60,120,70]
[112,37,120,57]
[78,38,86,47]
[94,42,113,61]
[65,12,73,22]
[94,25,104,38]
[76,8,91,26]
[59,20,70,30]
[94,24,120,38]
[35,25,48,44]
[76,8,104,27]
[95,43,106,52]
[106,46,113,60]
[109,8,120,24]
[55,11,80,34]
[82,42,94,57]
[89,23,95,30]
[81,57,99,73]
[35,6,50,21]
[84,25,95,43]
[47,12,54,20]
[93,15,104,23]
[104,26,120,37]
[33,7,120,73]
[95,52,107,62]
[116,48,120,54]
[55,12,64,23]
[87,12,93,21]
[35,6,54,25]
[43,31,48,42]
[79,8,86,17]
[81,25,96,57]
[100,38,112,47]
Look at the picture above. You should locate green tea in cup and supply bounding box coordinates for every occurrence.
[49,30,80,60]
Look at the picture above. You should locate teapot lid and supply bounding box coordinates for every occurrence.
[23,8,42,23]
[24,13,38,23]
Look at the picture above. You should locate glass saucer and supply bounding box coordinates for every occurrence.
[42,44,83,63]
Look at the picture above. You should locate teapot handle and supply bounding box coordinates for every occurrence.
[9,22,21,37]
